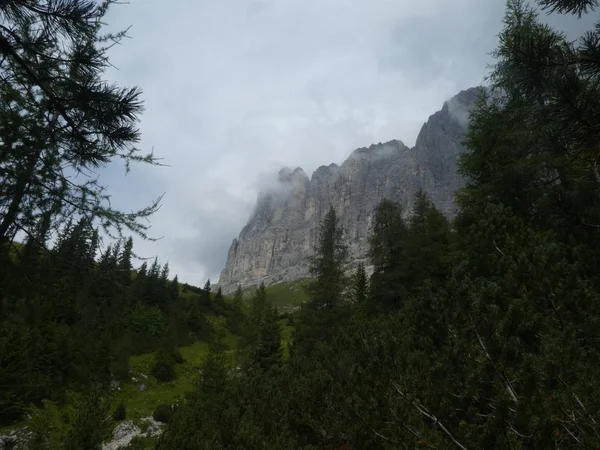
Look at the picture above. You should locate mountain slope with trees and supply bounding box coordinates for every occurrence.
[3,0,600,449]
[157,0,600,448]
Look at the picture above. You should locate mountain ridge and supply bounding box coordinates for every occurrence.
[216,87,482,294]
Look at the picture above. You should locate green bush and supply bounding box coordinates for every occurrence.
[63,390,112,450]
[151,358,175,383]
[152,403,172,423]
[172,347,185,364]
[112,401,126,421]
[128,436,156,450]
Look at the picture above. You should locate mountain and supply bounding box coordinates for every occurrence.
[217,87,481,294]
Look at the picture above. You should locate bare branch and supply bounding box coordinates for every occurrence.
[393,384,468,450]
[470,315,519,403]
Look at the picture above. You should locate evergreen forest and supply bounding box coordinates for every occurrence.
[2,0,600,448]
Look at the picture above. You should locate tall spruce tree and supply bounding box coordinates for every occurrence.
[242,283,282,371]
[307,206,348,310]
[227,285,245,335]
[407,190,452,289]
[351,262,369,318]
[368,199,409,311]
[295,206,348,355]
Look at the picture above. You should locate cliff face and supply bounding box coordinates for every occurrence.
[217,87,481,293]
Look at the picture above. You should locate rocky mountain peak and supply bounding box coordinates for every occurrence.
[216,87,483,293]
[278,166,309,183]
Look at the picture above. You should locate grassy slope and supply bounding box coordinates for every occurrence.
[237,278,311,311]
[116,331,239,420]
[1,278,300,434]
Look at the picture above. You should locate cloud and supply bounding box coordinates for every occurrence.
[94,0,596,286]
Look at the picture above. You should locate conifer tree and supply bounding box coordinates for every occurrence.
[227,285,245,335]
[117,237,134,288]
[295,207,348,355]
[169,275,180,303]
[214,286,227,315]
[0,0,163,261]
[368,199,409,311]
[242,283,282,370]
[407,190,452,288]
[307,206,347,310]
[351,262,369,318]
[199,279,211,307]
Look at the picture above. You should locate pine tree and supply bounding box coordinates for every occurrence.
[63,389,111,450]
[407,190,452,289]
[368,199,409,311]
[307,206,348,310]
[169,275,180,303]
[295,207,348,355]
[242,283,282,371]
[227,285,245,335]
[214,286,227,315]
[117,237,134,288]
[351,263,369,318]
[254,304,282,371]
[441,1,600,445]
[233,286,243,310]
[199,279,211,307]
[156,343,232,450]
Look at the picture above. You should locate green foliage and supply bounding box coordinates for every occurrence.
[151,348,177,383]
[307,206,348,310]
[293,207,351,357]
[26,400,67,450]
[149,3,600,448]
[6,0,600,447]
[156,345,232,450]
[63,390,111,450]
[239,283,282,371]
[152,403,173,424]
[112,401,126,421]
[368,199,409,311]
[226,285,246,334]
[0,0,162,255]
[0,316,33,422]
[0,212,224,426]
[131,305,165,353]
[26,391,111,450]
[351,262,369,318]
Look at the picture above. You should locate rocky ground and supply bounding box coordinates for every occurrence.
[102,417,164,450]
[0,416,164,450]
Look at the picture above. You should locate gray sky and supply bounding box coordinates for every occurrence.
[97,1,593,286]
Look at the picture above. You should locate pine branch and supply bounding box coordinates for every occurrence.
[538,0,599,17]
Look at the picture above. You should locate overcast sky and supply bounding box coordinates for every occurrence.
[97,1,594,287]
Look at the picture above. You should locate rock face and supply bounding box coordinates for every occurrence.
[217,87,481,294]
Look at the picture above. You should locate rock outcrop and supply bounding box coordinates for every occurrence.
[102,417,164,450]
[217,87,481,293]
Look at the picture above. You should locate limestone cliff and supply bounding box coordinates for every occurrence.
[217,87,481,293]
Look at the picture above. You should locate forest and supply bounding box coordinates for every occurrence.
[1,0,600,448]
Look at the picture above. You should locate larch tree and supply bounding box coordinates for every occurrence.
[0,0,163,264]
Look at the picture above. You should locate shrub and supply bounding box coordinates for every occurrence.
[112,401,126,421]
[152,403,172,423]
[151,349,176,383]
[171,347,185,364]
[63,390,112,450]
[151,358,175,383]
[128,436,156,450]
